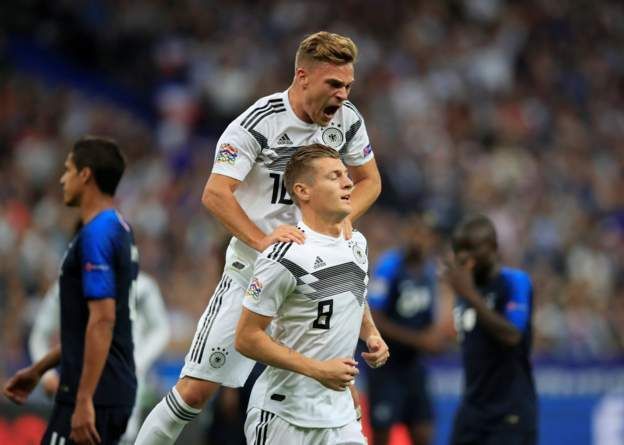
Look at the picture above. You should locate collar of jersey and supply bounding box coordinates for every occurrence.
[298,221,344,244]
[282,89,318,129]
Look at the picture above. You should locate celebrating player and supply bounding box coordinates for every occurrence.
[4,137,138,445]
[135,31,382,444]
[444,215,537,445]
[236,144,387,444]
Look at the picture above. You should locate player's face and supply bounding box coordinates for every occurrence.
[60,153,83,207]
[301,62,354,126]
[308,157,353,218]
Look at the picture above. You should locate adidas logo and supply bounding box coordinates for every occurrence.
[277,133,293,145]
[313,256,326,269]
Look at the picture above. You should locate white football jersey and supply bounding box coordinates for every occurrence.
[212,90,373,265]
[243,222,369,428]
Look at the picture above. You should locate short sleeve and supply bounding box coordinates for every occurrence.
[81,222,117,300]
[243,255,297,317]
[211,122,261,181]
[502,269,532,333]
[341,103,374,166]
[367,251,402,311]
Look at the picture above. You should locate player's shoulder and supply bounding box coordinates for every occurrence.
[82,209,130,239]
[350,229,368,249]
[500,267,532,289]
[234,91,287,131]
[340,100,364,123]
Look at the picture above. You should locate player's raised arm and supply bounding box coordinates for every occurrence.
[347,158,381,223]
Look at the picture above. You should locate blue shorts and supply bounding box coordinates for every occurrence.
[367,360,433,429]
[41,402,131,445]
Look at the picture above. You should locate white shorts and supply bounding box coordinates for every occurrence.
[180,244,257,387]
[244,408,367,445]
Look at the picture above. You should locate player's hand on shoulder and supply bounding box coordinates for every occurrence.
[3,366,40,405]
[361,334,390,368]
[258,224,305,252]
[70,398,101,445]
[313,358,359,391]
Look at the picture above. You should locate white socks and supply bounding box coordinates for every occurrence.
[134,387,201,445]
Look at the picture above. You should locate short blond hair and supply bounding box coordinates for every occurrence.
[284,144,340,205]
[295,31,358,69]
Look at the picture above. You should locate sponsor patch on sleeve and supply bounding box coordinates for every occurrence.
[216,143,239,164]
[362,143,373,157]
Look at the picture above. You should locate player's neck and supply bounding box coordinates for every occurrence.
[287,86,313,124]
[301,211,343,238]
[79,189,115,225]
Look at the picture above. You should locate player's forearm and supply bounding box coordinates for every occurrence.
[236,329,319,379]
[76,318,114,401]
[359,305,381,342]
[465,290,521,346]
[31,344,62,377]
[349,176,381,222]
[202,187,266,251]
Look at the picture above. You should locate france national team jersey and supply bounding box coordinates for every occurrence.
[368,250,436,364]
[453,267,537,432]
[57,209,138,408]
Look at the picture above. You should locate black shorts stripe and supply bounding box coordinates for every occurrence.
[241,99,283,128]
[189,277,227,362]
[165,392,196,422]
[196,277,230,363]
[254,410,274,445]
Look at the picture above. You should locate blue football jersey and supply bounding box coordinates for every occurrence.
[454,267,537,431]
[368,250,436,364]
[57,209,137,407]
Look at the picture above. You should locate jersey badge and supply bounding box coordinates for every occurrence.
[322,127,344,148]
[245,277,263,301]
[208,347,228,368]
[349,241,367,265]
[362,143,373,157]
[216,143,239,164]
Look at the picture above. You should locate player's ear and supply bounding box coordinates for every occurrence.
[78,166,92,184]
[295,66,309,89]
[293,182,310,203]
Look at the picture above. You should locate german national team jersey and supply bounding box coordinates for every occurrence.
[212,90,373,265]
[57,209,138,407]
[453,267,537,431]
[243,223,369,428]
[368,250,436,364]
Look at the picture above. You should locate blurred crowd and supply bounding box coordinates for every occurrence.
[1,0,624,383]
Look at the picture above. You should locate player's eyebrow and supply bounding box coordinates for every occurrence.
[326,78,354,88]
